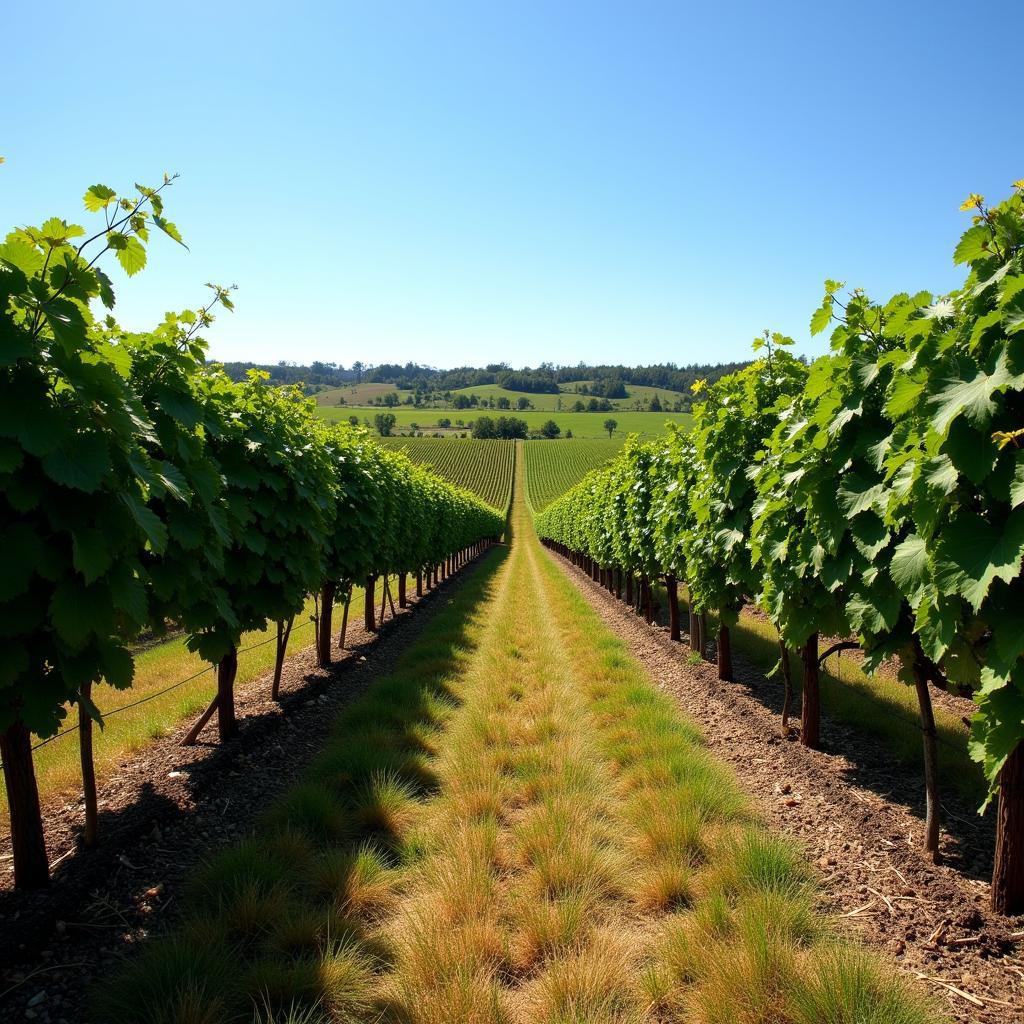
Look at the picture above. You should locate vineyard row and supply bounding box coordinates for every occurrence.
[0,177,506,889]
[537,182,1024,914]
[378,436,515,512]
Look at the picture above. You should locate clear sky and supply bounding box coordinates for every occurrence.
[3,1,1021,369]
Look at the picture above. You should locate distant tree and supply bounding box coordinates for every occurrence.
[593,377,627,399]
[382,391,400,407]
[565,429,573,438]
[453,394,472,410]
[437,417,451,428]
[336,396,347,405]
[472,415,496,439]
[348,415,360,426]
[496,396,511,409]
[649,394,662,412]
[573,399,586,412]
[494,416,529,439]
[374,412,396,437]
[540,419,561,439]
[352,360,364,384]
[516,397,532,411]
[604,418,618,438]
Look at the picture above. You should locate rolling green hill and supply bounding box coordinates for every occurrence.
[318,405,691,440]
[314,379,688,413]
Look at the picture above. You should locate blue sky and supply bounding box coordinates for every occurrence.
[3,1,1021,369]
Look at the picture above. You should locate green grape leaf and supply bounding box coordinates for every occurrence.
[121,492,168,551]
[846,584,901,635]
[932,509,1024,611]
[107,562,148,623]
[100,642,134,689]
[152,215,186,247]
[850,513,890,560]
[923,454,958,495]
[1011,458,1024,509]
[83,184,117,211]
[810,301,832,336]
[115,237,147,277]
[41,432,111,491]
[890,534,929,600]
[930,350,1021,436]
[96,267,116,310]
[885,374,924,418]
[953,225,992,265]
[838,473,886,517]
[0,237,45,276]
[50,580,94,648]
[72,528,113,585]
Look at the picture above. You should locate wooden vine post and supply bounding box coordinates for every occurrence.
[1,719,49,888]
[79,680,98,848]
[336,587,352,651]
[398,573,407,608]
[905,637,941,862]
[992,743,1024,914]
[665,576,680,641]
[717,623,732,681]
[317,581,336,668]
[799,633,820,749]
[217,646,239,740]
[272,617,294,699]
[365,576,377,631]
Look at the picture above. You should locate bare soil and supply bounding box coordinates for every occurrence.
[0,560,491,1024]
[552,556,1024,1024]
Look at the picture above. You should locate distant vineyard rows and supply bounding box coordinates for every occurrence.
[379,437,515,513]
[524,439,624,512]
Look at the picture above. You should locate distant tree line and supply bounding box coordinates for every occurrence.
[217,358,753,411]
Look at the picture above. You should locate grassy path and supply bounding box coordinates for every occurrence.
[101,444,939,1023]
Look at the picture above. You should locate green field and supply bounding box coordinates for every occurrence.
[379,437,515,512]
[321,405,691,440]
[444,380,688,412]
[524,438,624,512]
[316,379,688,413]
[315,382,411,406]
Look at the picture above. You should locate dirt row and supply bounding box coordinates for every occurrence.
[550,554,1024,1024]
[0,558,493,1024]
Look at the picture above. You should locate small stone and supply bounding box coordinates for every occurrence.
[27,992,46,1007]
